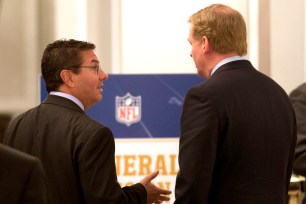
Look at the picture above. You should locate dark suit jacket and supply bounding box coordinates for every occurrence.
[0,144,47,204]
[4,95,147,204]
[289,83,306,203]
[175,60,297,204]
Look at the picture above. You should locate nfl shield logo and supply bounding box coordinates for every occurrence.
[115,93,141,126]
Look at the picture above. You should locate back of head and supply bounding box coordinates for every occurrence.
[41,39,96,93]
[189,4,247,56]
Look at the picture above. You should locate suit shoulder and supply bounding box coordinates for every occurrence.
[76,113,108,130]
[7,106,40,125]
[290,83,306,98]
[73,114,114,141]
[187,79,218,96]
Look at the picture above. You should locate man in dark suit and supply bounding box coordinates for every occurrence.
[0,143,47,203]
[4,39,171,203]
[174,4,297,204]
[289,83,306,204]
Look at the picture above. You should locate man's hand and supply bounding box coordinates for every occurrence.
[140,170,172,204]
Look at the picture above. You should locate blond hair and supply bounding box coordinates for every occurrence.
[189,4,247,56]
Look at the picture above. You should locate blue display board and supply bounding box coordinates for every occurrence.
[41,74,204,138]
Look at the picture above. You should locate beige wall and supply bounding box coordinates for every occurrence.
[270,0,305,93]
[0,0,305,117]
[0,0,39,116]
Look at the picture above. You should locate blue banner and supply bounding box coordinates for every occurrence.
[41,74,204,138]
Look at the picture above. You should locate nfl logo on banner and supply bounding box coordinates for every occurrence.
[115,93,141,126]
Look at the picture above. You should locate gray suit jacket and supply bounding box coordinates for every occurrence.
[289,83,306,203]
[4,95,146,204]
[0,144,47,204]
[175,60,297,204]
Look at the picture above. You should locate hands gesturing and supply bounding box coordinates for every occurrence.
[140,170,172,204]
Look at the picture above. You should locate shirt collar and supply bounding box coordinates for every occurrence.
[50,91,85,111]
[211,56,244,76]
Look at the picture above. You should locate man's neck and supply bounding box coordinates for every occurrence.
[208,52,240,75]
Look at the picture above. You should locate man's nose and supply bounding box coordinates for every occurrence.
[100,70,109,80]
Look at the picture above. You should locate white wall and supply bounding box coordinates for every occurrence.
[270,0,305,93]
[0,0,39,115]
[118,0,249,74]
[54,0,87,40]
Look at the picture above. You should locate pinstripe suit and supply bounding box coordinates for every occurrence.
[175,60,297,204]
[4,95,146,204]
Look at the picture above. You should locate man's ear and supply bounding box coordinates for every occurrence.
[201,36,209,53]
[60,69,75,87]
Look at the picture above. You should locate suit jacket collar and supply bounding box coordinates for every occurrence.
[42,95,84,113]
[212,59,254,76]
